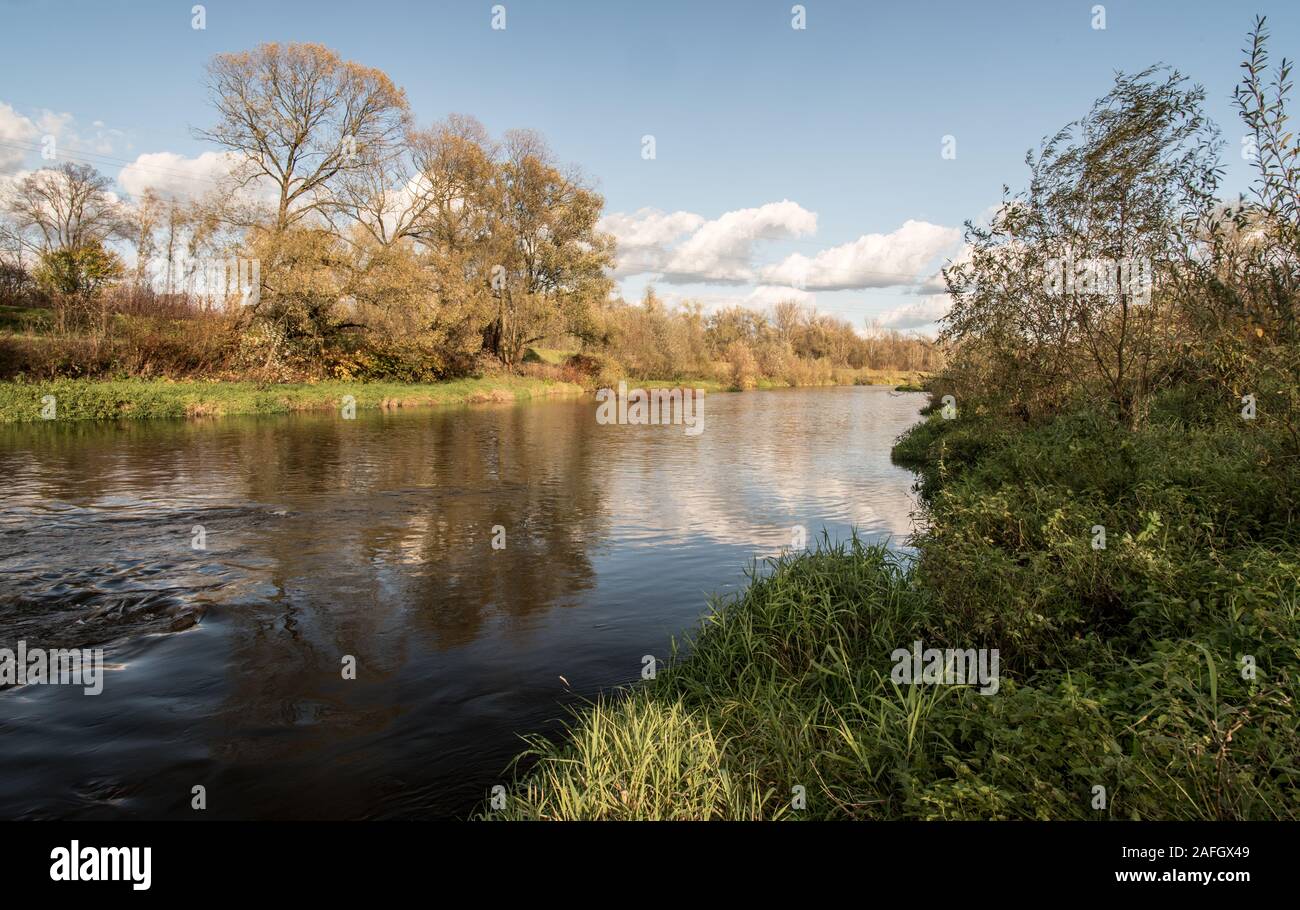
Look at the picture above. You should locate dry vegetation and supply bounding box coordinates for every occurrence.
[0,42,937,401]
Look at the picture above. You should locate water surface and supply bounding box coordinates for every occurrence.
[0,386,923,818]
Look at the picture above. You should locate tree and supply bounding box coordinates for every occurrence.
[479,130,614,365]
[198,42,410,232]
[124,188,162,292]
[943,68,1221,426]
[5,162,122,252]
[34,242,124,333]
[1034,67,1220,425]
[1191,16,1300,453]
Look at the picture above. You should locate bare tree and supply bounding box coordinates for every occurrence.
[125,188,162,292]
[5,162,122,252]
[197,42,410,232]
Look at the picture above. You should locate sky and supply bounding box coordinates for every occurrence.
[1,0,1297,333]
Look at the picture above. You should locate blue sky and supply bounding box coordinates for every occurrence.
[2,0,1297,330]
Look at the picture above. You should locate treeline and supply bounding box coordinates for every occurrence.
[589,289,940,387]
[0,41,935,386]
[1,43,609,381]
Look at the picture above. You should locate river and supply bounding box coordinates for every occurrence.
[0,385,923,818]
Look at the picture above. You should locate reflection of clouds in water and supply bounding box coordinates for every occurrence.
[0,387,926,820]
[394,514,431,566]
[598,388,922,552]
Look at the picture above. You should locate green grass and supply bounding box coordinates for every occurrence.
[628,370,930,394]
[484,392,1300,820]
[0,304,52,334]
[0,375,585,423]
[523,346,576,365]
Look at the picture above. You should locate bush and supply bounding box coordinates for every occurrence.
[564,351,624,389]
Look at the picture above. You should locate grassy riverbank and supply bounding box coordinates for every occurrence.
[0,375,586,423]
[631,368,929,393]
[482,390,1300,820]
[0,368,927,424]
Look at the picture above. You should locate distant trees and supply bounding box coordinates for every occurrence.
[1,38,933,384]
[593,287,941,384]
[481,130,613,365]
[0,162,127,331]
[188,42,615,373]
[33,243,124,333]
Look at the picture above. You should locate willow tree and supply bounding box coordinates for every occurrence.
[944,67,1221,426]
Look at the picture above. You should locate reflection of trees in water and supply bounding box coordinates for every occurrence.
[205,400,608,762]
[0,420,273,649]
[0,388,924,813]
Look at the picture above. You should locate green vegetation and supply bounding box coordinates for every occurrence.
[0,375,582,423]
[484,18,1300,821]
[485,395,1300,821]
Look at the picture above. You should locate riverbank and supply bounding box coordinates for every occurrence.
[0,376,586,423]
[0,370,927,424]
[482,389,1300,820]
[633,368,928,393]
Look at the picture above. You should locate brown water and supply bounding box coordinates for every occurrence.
[0,385,923,819]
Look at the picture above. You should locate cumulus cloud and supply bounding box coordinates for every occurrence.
[760,219,962,291]
[597,208,704,277]
[875,294,951,332]
[117,150,241,201]
[0,103,39,173]
[663,200,817,283]
[740,284,815,308]
[600,200,817,284]
[672,283,815,313]
[0,99,131,186]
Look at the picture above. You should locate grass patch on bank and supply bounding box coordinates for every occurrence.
[522,347,575,366]
[485,392,1300,820]
[628,369,929,394]
[0,375,585,423]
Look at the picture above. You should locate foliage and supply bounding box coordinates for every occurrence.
[486,17,1300,822]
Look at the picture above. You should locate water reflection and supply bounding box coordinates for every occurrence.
[0,386,922,818]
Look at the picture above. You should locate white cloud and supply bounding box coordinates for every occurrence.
[647,283,814,315]
[664,200,817,283]
[0,103,39,174]
[761,219,962,291]
[600,200,816,284]
[596,208,705,277]
[35,110,74,140]
[117,150,240,201]
[739,284,815,308]
[876,294,951,332]
[0,99,130,181]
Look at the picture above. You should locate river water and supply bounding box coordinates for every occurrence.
[0,385,923,818]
